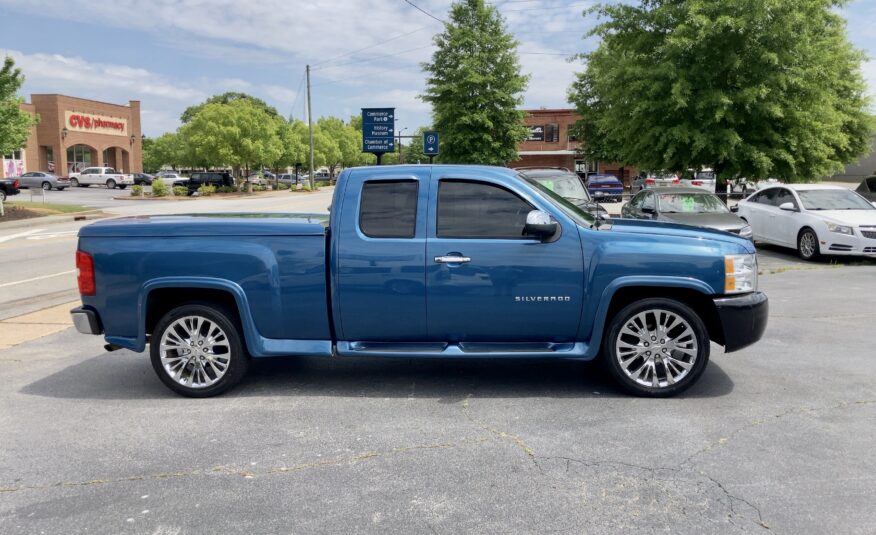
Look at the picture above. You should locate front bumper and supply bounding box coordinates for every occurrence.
[70,306,103,335]
[714,292,768,353]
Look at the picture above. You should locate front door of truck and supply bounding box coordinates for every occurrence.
[425,176,585,343]
[335,168,431,341]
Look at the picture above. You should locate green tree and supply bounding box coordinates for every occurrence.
[180,92,279,124]
[0,56,39,157]
[402,126,434,164]
[317,116,363,176]
[276,119,309,171]
[421,0,529,165]
[182,100,283,177]
[569,0,872,182]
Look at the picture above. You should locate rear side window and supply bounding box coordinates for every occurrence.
[359,180,418,238]
[437,180,533,239]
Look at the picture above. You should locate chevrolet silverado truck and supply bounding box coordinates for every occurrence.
[69,167,133,189]
[71,165,768,398]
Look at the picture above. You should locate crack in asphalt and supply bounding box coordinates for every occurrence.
[461,394,537,459]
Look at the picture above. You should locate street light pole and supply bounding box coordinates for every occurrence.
[306,64,315,190]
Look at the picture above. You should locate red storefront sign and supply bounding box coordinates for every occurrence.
[68,114,125,132]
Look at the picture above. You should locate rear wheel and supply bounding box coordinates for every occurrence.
[41,181,52,191]
[0,190,6,202]
[150,303,249,397]
[106,179,117,189]
[118,184,127,190]
[797,228,820,261]
[603,298,710,397]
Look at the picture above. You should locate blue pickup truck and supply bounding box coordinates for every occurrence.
[71,165,767,397]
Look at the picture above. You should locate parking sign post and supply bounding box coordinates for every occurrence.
[423,131,439,164]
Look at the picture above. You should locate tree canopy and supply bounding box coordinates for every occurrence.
[421,0,529,165]
[0,56,39,157]
[569,0,872,181]
[180,92,279,124]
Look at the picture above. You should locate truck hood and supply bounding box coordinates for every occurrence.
[659,212,747,232]
[78,213,329,238]
[607,218,755,252]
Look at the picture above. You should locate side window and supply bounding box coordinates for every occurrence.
[359,180,418,238]
[752,189,777,205]
[437,180,534,239]
[628,192,645,210]
[774,188,798,209]
[105,168,116,174]
[641,192,656,211]
[867,177,876,193]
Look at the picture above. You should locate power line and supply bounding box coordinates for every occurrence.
[403,0,446,23]
[288,71,306,120]
[312,43,434,72]
[310,23,438,68]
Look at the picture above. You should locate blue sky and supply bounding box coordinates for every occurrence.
[1,0,874,138]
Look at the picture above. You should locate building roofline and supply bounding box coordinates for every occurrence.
[28,94,135,108]
[522,108,577,114]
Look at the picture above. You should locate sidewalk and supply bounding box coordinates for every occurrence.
[0,302,77,350]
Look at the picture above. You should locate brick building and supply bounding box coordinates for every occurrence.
[510,108,636,185]
[1,94,142,179]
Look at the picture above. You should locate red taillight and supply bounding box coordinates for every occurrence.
[645,178,655,185]
[692,180,702,186]
[76,250,95,296]
[671,178,680,184]
[12,179,20,189]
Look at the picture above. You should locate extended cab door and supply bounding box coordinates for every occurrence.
[334,168,431,341]
[425,173,585,343]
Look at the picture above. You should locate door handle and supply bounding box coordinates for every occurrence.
[434,255,471,264]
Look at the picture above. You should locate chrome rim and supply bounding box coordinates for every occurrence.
[800,232,816,258]
[615,309,698,388]
[159,316,231,388]
[42,182,51,190]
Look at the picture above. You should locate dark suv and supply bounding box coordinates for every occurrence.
[188,172,234,194]
[1,177,21,202]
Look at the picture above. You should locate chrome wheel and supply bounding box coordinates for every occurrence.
[159,316,231,389]
[615,309,698,389]
[799,231,817,259]
[41,181,52,190]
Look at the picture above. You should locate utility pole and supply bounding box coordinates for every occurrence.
[306,65,315,191]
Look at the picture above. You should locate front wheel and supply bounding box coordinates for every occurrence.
[797,228,820,261]
[0,190,6,202]
[41,181,52,191]
[150,304,249,397]
[70,178,80,187]
[106,179,117,189]
[603,298,710,397]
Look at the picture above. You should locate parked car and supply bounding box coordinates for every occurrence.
[246,171,275,185]
[313,171,332,182]
[154,172,189,187]
[681,169,717,193]
[69,167,133,189]
[0,177,21,202]
[632,173,681,193]
[585,173,624,201]
[188,172,234,194]
[278,173,306,186]
[517,168,609,220]
[622,188,752,239]
[855,176,876,201]
[71,164,767,398]
[12,171,69,191]
[133,173,154,186]
[735,184,876,260]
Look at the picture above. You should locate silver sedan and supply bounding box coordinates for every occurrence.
[14,171,70,191]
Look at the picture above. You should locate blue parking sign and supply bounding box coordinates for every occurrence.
[423,131,439,156]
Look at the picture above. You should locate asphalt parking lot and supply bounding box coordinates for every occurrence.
[1,262,874,534]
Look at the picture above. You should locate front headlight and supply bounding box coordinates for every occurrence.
[738,225,753,239]
[725,254,757,294]
[826,223,853,235]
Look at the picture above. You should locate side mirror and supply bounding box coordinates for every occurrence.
[730,205,739,213]
[641,206,656,214]
[524,210,558,239]
[779,202,797,212]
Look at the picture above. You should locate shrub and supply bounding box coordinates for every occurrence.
[252,184,266,192]
[198,184,216,196]
[217,186,236,193]
[150,178,168,196]
[131,185,144,197]
[277,183,290,190]
[172,186,188,197]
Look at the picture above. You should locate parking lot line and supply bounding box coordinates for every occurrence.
[0,270,77,289]
[0,228,46,243]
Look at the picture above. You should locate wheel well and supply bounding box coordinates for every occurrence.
[145,288,241,338]
[605,286,724,346]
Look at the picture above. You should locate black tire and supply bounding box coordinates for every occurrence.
[70,178,80,187]
[119,184,127,190]
[0,190,6,202]
[57,188,66,191]
[797,227,820,261]
[106,179,117,189]
[602,298,710,397]
[150,303,250,397]
[41,181,52,191]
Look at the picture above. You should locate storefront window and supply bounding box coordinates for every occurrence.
[3,150,25,177]
[67,145,93,174]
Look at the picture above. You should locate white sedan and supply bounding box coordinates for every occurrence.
[735,184,876,260]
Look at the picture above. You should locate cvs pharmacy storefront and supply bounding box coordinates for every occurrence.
[0,94,143,179]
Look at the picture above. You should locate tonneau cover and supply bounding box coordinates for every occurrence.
[79,213,329,238]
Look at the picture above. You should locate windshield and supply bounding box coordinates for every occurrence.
[531,175,591,203]
[797,189,874,210]
[523,176,597,227]
[658,193,729,214]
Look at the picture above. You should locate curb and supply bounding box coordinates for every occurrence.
[0,211,107,231]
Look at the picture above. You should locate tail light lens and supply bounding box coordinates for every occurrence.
[671,178,680,184]
[645,178,655,185]
[692,180,702,186]
[76,250,96,296]
[12,179,20,189]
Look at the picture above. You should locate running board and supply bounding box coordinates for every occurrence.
[335,341,590,359]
